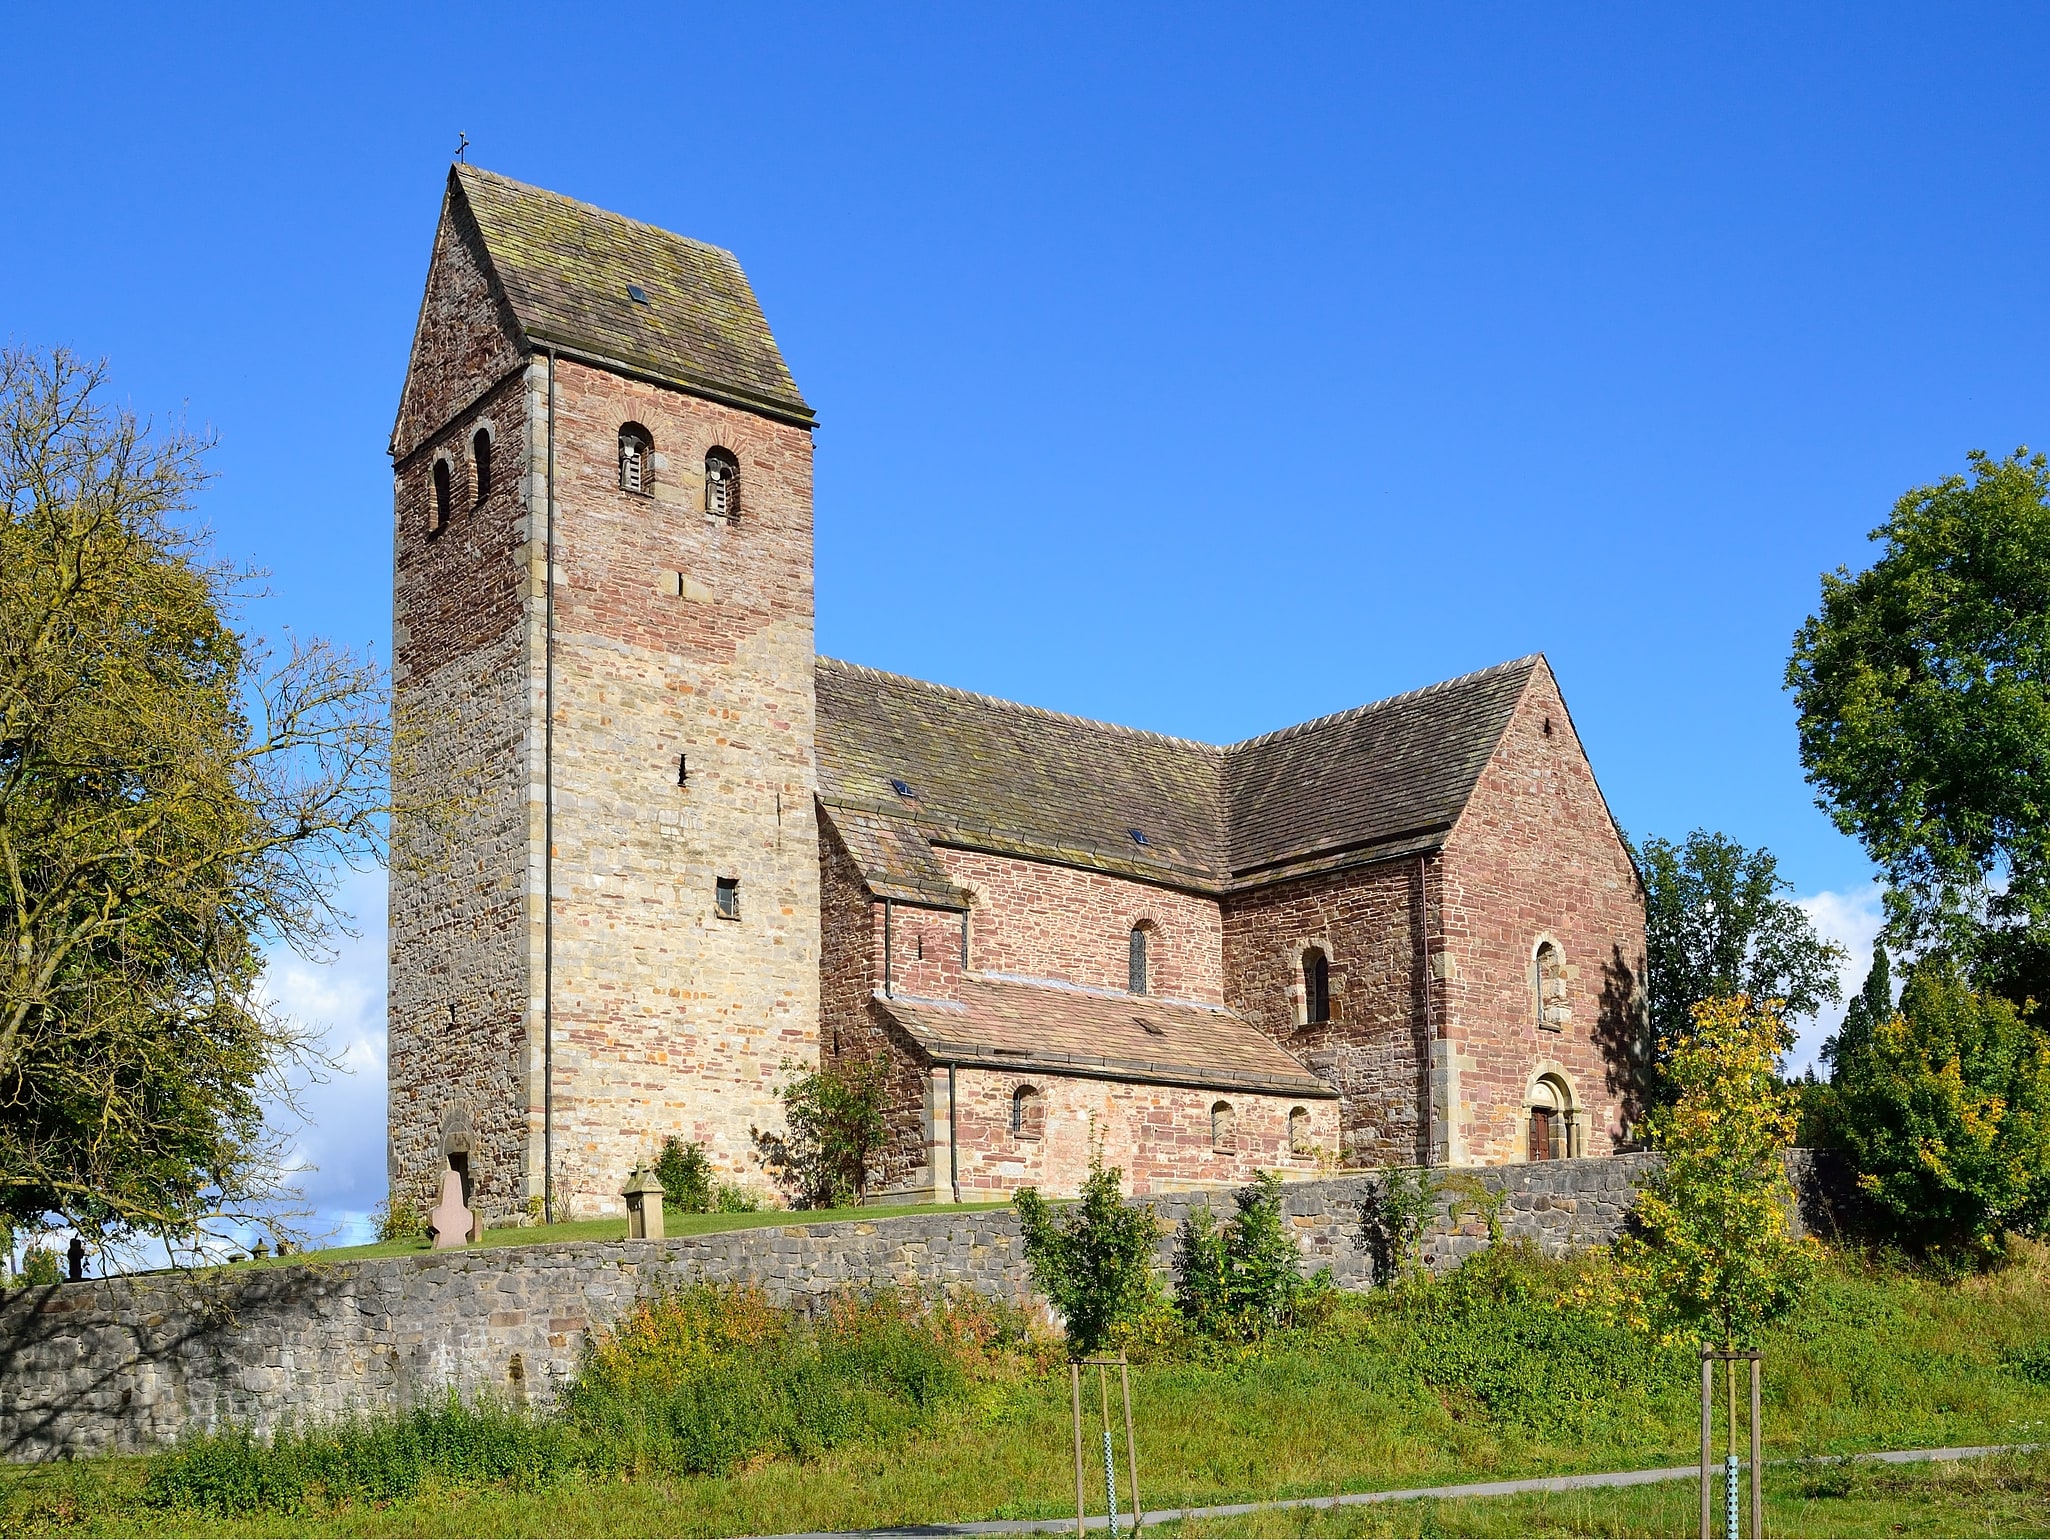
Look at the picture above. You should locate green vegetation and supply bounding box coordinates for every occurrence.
[1013,1150,1165,1353]
[0,349,388,1255]
[1174,1170,1332,1340]
[756,1053,893,1207]
[11,1244,2050,1537]
[1830,959,2050,1259]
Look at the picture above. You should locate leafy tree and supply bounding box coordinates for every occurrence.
[1823,940,1892,1074]
[1173,1170,1325,1338]
[0,349,388,1253]
[1358,1165,1442,1285]
[1637,831,1847,1067]
[654,1137,713,1214]
[1832,959,2050,1258]
[1788,448,2050,953]
[1616,996,1816,1349]
[756,1054,891,1208]
[1014,1148,1164,1355]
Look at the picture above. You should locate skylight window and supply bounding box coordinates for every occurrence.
[1129,828,1150,846]
[626,284,649,304]
[891,779,915,799]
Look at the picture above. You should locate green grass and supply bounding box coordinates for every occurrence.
[10,1245,2050,1537]
[229,1199,1011,1270]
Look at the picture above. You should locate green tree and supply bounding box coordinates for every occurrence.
[0,349,388,1253]
[757,1054,891,1208]
[1616,996,1816,1349]
[1637,830,1847,1069]
[1014,1148,1163,1355]
[1788,448,2050,953]
[1823,940,1892,1073]
[1832,959,2050,1258]
[1173,1170,1324,1339]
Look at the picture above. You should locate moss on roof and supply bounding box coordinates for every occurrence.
[453,165,813,426]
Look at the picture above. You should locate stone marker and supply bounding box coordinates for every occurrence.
[623,1166,665,1240]
[426,1168,475,1250]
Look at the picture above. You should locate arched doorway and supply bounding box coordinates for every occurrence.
[1527,1074,1577,1161]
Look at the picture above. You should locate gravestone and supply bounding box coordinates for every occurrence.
[425,1169,475,1250]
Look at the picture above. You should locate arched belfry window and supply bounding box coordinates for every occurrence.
[1211,1101,1236,1152]
[705,446,740,520]
[472,429,492,502]
[1128,925,1150,995]
[1012,1084,1045,1140]
[619,424,652,494]
[1534,940,1564,1033]
[1303,947,1331,1025]
[429,458,451,535]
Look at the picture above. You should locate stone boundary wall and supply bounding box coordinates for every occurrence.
[5,1152,1850,1462]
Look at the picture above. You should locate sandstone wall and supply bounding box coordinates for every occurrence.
[0,1157,1657,1461]
[1437,661,1647,1165]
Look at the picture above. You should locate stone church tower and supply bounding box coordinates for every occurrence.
[387,166,820,1223]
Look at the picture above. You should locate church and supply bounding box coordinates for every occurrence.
[387,165,1648,1222]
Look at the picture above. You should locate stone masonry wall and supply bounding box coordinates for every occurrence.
[1222,860,1430,1167]
[387,206,539,1223]
[538,356,820,1213]
[1,1157,1657,1461]
[945,1065,1338,1196]
[940,850,1225,1004]
[1437,662,1647,1165]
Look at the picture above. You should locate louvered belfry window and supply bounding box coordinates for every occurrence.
[705,447,740,520]
[619,425,651,493]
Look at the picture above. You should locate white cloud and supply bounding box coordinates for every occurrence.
[258,867,388,1247]
[1792,882,1887,1075]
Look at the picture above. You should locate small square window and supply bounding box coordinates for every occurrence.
[715,877,740,920]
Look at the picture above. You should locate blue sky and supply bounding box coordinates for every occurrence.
[8,5,2045,1239]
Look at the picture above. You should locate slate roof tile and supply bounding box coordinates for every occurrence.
[815,655,1543,895]
[453,166,813,426]
[877,976,1335,1097]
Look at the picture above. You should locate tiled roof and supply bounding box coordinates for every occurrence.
[814,655,1544,895]
[815,659,1227,887]
[1224,657,1539,880]
[452,166,813,426]
[877,976,1336,1097]
[821,806,968,907]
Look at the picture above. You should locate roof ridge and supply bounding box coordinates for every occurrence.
[815,656,1226,756]
[456,164,737,264]
[1224,654,1544,753]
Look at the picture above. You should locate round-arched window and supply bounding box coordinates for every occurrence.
[1128,924,1150,995]
[1012,1084,1045,1141]
[429,458,452,535]
[1210,1100,1236,1152]
[619,424,652,493]
[1289,1105,1312,1156]
[705,446,740,520]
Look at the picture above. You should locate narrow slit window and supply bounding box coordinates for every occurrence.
[1304,948,1331,1025]
[1128,926,1149,995]
[472,429,492,502]
[705,447,740,520]
[430,458,451,534]
[1210,1101,1236,1153]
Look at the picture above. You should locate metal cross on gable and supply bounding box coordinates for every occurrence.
[456,131,469,163]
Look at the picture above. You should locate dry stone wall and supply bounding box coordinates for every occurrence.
[2,1158,1662,1461]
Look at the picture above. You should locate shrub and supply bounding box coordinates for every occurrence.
[1174,1171,1327,1339]
[372,1195,424,1244]
[1833,959,2050,1259]
[714,1182,761,1212]
[654,1137,714,1214]
[1013,1148,1163,1356]
[19,1245,61,1286]
[1360,1165,1440,1285]
[756,1054,891,1208]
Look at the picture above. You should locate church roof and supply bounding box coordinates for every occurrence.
[876,976,1336,1097]
[814,654,1545,897]
[451,165,814,426]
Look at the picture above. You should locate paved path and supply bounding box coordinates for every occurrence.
[763,1442,2030,1538]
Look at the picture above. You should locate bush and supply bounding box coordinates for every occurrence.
[372,1195,424,1245]
[654,1138,714,1214]
[1174,1171,1328,1339]
[1360,1166,1441,1285]
[1013,1148,1163,1356]
[18,1245,61,1286]
[714,1182,761,1212]
[1833,959,2050,1259]
[756,1055,891,1208]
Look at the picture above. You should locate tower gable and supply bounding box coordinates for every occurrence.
[391,179,524,465]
